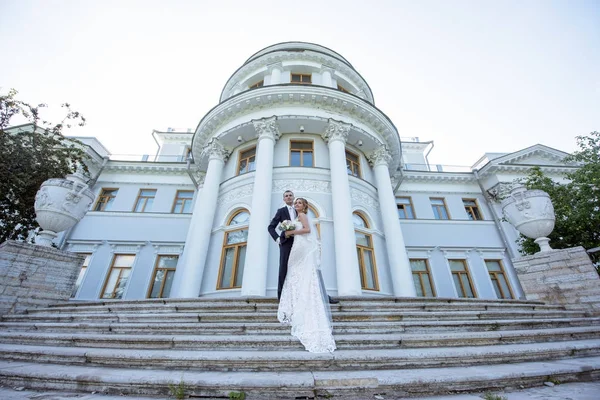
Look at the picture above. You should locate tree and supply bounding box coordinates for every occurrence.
[0,89,88,243]
[519,131,600,266]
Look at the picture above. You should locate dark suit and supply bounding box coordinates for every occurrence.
[268,206,295,300]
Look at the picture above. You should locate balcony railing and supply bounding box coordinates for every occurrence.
[403,163,472,173]
[109,154,189,163]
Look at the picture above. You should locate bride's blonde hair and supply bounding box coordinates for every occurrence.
[294,198,309,214]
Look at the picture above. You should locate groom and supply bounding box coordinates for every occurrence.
[267,190,339,304]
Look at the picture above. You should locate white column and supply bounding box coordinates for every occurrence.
[241,117,280,296]
[368,147,417,297]
[322,120,362,296]
[269,64,282,85]
[170,138,229,298]
[321,68,333,87]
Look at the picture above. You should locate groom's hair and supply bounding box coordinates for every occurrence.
[283,190,294,197]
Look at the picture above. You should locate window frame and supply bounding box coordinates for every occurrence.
[237,146,257,175]
[345,149,362,178]
[485,259,514,299]
[93,188,119,211]
[410,258,436,297]
[249,80,264,89]
[430,197,451,220]
[132,189,157,213]
[353,212,379,291]
[71,253,92,298]
[100,254,135,299]
[396,196,416,219]
[146,254,179,298]
[290,73,312,84]
[171,190,194,214]
[448,259,477,298]
[217,210,250,290]
[337,84,350,93]
[463,198,483,221]
[289,140,314,167]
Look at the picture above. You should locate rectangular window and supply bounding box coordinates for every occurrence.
[147,255,178,298]
[430,197,450,220]
[396,197,415,219]
[449,259,476,298]
[237,146,256,175]
[249,80,264,89]
[355,232,379,290]
[337,84,350,93]
[463,198,483,220]
[133,189,157,212]
[290,140,314,167]
[346,150,361,178]
[101,254,135,299]
[218,229,248,289]
[485,260,514,299]
[410,259,435,297]
[291,73,311,84]
[94,188,118,211]
[172,190,194,214]
[71,254,91,298]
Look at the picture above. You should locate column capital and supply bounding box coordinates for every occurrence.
[201,138,230,162]
[368,146,392,167]
[322,119,351,144]
[253,116,280,142]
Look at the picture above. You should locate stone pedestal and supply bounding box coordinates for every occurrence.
[513,247,600,314]
[0,241,84,315]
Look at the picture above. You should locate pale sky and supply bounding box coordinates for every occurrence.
[1,0,598,166]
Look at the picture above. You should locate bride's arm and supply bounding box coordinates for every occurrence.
[285,213,311,237]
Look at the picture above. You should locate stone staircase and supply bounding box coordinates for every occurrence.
[0,297,599,399]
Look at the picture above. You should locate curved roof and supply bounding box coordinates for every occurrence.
[244,41,353,67]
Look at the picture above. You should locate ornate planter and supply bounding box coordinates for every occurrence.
[501,186,555,252]
[34,173,95,246]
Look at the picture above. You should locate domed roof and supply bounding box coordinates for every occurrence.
[244,41,353,68]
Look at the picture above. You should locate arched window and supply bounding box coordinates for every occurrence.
[217,209,250,289]
[353,212,379,291]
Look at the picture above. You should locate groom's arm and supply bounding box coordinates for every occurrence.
[267,208,282,241]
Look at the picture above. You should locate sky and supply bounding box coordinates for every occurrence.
[0,0,598,167]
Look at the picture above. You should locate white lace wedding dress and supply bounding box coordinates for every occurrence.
[277,220,336,353]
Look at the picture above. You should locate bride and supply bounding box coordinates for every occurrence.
[277,197,336,353]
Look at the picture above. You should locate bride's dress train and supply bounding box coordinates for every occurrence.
[277,221,336,353]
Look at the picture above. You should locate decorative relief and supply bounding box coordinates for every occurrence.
[272,180,332,194]
[253,116,280,141]
[109,244,144,254]
[486,182,519,202]
[322,119,351,144]
[191,168,206,187]
[201,138,231,162]
[350,188,380,212]
[152,244,184,255]
[367,146,392,167]
[217,183,255,207]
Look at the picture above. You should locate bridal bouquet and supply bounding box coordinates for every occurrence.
[279,220,295,231]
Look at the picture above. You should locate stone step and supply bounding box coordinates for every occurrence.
[0,356,598,398]
[1,340,599,371]
[0,326,598,351]
[2,309,588,323]
[2,317,598,335]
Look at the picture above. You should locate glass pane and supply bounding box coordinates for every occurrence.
[452,274,464,297]
[292,142,312,149]
[140,189,156,197]
[220,248,235,288]
[363,250,376,289]
[234,246,246,287]
[498,275,512,299]
[301,75,311,83]
[182,199,192,213]
[149,270,165,298]
[463,199,476,206]
[431,198,444,205]
[241,148,256,158]
[158,255,179,269]
[461,274,474,298]
[162,270,175,298]
[352,214,366,228]
[423,275,434,297]
[485,260,502,272]
[238,159,247,173]
[466,209,475,220]
[405,206,414,219]
[397,197,411,205]
[291,74,301,82]
[230,212,250,226]
[104,197,115,211]
[449,260,465,272]
[134,199,145,212]
[346,152,359,163]
[410,259,427,272]
[491,279,502,299]
[432,206,440,219]
[413,274,424,297]
[114,255,135,268]
[174,199,184,213]
[355,232,370,247]
[397,207,407,219]
[439,207,449,219]
[179,191,194,199]
[114,270,130,299]
[227,229,248,244]
[144,198,154,212]
[248,159,256,172]
[302,152,313,167]
[102,270,119,298]
[290,151,301,166]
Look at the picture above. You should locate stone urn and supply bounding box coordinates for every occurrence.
[501,185,556,252]
[34,172,95,246]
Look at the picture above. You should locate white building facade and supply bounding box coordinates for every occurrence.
[63,42,576,302]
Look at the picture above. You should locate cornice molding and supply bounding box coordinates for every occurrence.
[401,171,477,183]
[222,50,373,103]
[103,162,190,175]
